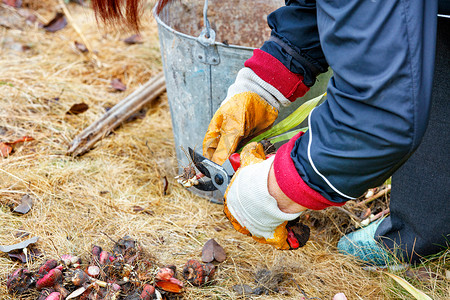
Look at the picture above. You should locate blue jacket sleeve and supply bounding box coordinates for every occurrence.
[263,0,438,203]
[260,0,328,87]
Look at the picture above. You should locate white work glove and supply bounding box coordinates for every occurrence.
[223,143,303,250]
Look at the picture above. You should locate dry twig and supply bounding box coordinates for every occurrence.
[67,72,166,156]
[333,206,363,223]
[57,0,100,66]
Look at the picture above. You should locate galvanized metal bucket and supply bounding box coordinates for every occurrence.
[153,0,331,203]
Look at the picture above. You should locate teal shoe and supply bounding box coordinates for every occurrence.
[337,220,391,266]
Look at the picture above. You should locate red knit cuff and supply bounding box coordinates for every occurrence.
[245,49,310,102]
[273,132,345,210]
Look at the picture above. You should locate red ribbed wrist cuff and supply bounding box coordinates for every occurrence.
[245,49,309,102]
[273,132,344,210]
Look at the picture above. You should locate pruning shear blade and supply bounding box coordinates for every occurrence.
[188,147,234,196]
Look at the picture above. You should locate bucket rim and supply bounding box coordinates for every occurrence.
[152,3,256,51]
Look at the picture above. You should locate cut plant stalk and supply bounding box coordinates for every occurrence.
[240,92,326,151]
[357,186,391,207]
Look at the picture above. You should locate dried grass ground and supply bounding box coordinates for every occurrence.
[0,2,448,299]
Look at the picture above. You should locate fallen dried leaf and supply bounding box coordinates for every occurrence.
[8,247,41,263]
[13,194,33,214]
[0,126,8,135]
[0,143,12,157]
[124,34,144,44]
[132,206,153,215]
[125,108,147,122]
[1,136,35,156]
[0,236,39,253]
[7,136,34,145]
[0,136,34,157]
[132,205,144,213]
[111,78,127,92]
[67,103,89,115]
[7,253,27,262]
[74,41,88,53]
[14,228,30,238]
[201,238,226,263]
[43,12,67,33]
[162,176,169,195]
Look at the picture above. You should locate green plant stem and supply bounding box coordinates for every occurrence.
[239,92,326,151]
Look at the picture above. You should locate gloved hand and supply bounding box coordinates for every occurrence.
[223,142,308,250]
[203,49,310,165]
[203,91,278,165]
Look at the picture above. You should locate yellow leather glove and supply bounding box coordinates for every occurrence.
[223,142,303,250]
[203,92,278,165]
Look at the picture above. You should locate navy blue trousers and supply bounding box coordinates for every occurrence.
[375,17,450,263]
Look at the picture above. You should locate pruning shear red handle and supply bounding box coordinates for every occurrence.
[286,218,310,249]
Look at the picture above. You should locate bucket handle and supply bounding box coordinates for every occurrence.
[195,0,220,65]
[203,0,211,39]
[197,0,216,47]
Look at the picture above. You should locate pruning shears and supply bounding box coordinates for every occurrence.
[188,147,240,196]
[188,147,310,249]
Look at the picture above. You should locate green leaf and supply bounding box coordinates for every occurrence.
[267,127,308,144]
[247,92,325,145]
[384,272,432,300]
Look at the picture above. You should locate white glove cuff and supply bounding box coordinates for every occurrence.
[226,156,301,239]
[222,68,292,110]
